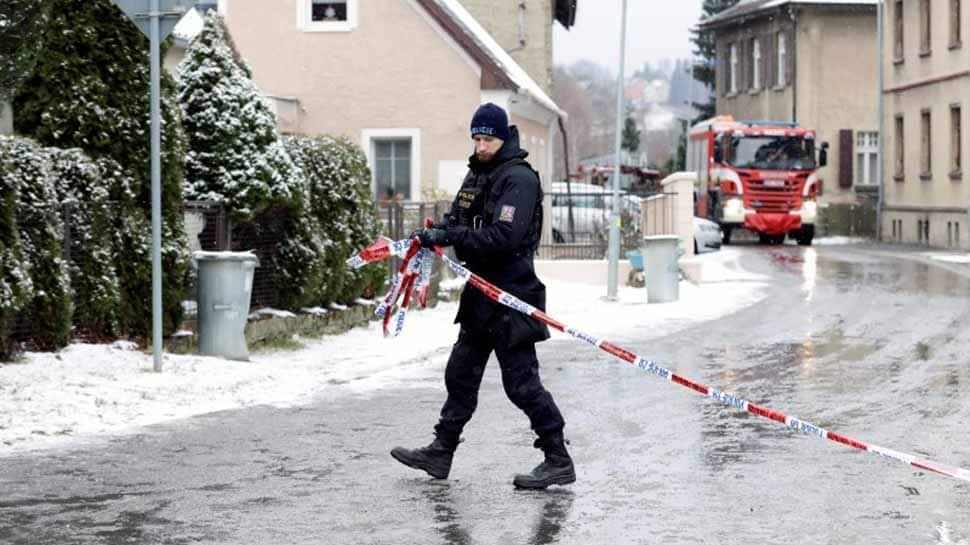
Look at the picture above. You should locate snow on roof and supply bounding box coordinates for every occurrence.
[433,0,565,117]
[701,0,877,27]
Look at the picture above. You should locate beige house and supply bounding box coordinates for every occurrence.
[882,0,969,248]
[700,0,879,228]
[205,0,568,202]
[461,0,576,95]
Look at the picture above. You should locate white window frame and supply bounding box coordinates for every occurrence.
[855,131,879,186]
[729,43,738,94]
[361,128,421,201]
[751,38,761,90]
[776,32,787,87]
[298,0,359,33]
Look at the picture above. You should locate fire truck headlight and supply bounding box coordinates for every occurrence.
[801,200,818,223]
[722,197,745,222]
[725,198,744,214]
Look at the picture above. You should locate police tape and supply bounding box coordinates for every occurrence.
[346,237,970,484]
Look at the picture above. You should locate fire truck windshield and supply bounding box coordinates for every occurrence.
[728,135,816,171]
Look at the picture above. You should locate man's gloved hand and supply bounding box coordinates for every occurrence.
[431,214,452,230]
[416,227,452,249]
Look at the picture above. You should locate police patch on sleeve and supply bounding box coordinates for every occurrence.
[499,205,516,223]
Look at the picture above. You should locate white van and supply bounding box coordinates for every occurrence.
[549,182,641,243]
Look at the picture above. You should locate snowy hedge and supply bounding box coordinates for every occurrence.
[0,136,72,351]
[46,148,127,338]
[178,11,304,222]
[0,0,51,100]
[284,135,386,305]
[0,135,179,356]
[0,140,32,360]
[13,0,191,338]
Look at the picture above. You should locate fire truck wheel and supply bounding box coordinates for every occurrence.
[796,225,815,246]
[722,227,732,245]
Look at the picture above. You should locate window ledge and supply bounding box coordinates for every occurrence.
[725,92,739,98]
[919,48,933,58]
[893,56,905,65]
[855,185,879,194]
[950,41,963,50]
[748,88,762,96]
[893,174,905,182]
[300,23,356,32]
[919,172,933,181]
[950,169,963,180]
[772,84,787,92]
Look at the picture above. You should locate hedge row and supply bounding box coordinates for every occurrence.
[279,134,385,309]
[0,135,138,358]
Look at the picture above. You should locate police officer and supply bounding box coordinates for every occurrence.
[391,103,574,489]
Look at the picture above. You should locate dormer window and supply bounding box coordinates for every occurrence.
[299,0,357,32]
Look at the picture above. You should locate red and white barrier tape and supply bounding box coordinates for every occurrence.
[346,235,970,483]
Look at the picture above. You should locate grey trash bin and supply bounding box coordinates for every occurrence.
[641,235,680,303]
[193,251,259,361]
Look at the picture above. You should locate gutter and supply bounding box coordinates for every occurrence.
[789,5,798,123]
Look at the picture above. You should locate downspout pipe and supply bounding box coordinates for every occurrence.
[558,116,576,240]
[789,6,798,123]
[876,0,885,241]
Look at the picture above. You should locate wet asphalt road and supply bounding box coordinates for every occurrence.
[2,244,970,544]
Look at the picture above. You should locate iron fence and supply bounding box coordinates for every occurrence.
[538,190,677,260]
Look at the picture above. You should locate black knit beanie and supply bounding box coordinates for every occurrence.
[470,102,510,141]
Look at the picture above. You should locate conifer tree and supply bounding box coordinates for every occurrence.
[0,0,51,99]
[178,11,304,222]
[47,148,128,338]
[284,135,385,304]
[621,115,641,154]
[12,0,190,337]
[0,137,71,351]
[0,137,32,360]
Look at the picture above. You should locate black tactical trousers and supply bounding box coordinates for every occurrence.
[433,316,565,446]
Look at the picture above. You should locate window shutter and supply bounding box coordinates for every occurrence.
[743,39,752,90]
[785,30,794,85]
[763,32,774,88]
[719,44,727,96]
[839,129,854,188]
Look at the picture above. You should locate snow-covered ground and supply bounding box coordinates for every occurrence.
[0,248,768,457]
[926,253,970,264]
[814,236,869,246]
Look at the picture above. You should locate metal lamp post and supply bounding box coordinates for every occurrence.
[606,0,629,300]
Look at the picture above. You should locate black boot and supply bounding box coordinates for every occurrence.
[513,434,576,489]
[390,437,456,479]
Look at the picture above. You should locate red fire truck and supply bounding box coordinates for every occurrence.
[687,116,829,245]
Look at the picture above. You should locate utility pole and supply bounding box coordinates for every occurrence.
[113,0,197,372]
[606,0,628,300]
[876,0,885,242]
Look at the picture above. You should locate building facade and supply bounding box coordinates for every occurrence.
[210,0,565,203]
[882,0,970,248]
[461,0,576,95]
[701,1,879,234]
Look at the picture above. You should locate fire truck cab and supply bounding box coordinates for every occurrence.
[687,116,828,245]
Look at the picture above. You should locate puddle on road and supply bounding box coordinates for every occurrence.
[705,324,886,389]
[765,247,970,297]
[416,482,575,545]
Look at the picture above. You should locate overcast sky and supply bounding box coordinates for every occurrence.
[553,0,705,74]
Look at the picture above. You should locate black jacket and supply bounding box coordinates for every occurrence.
[446,126,550,347]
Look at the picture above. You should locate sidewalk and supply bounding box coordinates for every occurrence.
[0,248,771,457]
